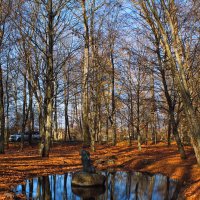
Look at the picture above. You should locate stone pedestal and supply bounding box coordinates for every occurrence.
[71,171,106,187]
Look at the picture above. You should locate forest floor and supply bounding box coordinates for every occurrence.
[0,141,199,200]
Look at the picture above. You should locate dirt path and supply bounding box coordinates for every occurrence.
[0,141,199,199]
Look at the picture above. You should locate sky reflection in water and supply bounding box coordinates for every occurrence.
[14,171,180,200]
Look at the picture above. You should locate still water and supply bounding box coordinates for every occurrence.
[14,171,181,200]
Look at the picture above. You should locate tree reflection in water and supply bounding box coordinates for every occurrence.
[14,171,181,200]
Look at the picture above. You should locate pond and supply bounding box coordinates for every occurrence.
[14,171,181,200]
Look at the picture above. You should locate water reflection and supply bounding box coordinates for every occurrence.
[72,186,105,200]
[14,171,180,200]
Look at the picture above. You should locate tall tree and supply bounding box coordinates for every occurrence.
[42,0,54,157]
[80,0,91,146]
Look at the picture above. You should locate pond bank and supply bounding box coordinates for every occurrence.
[0,141,199,199]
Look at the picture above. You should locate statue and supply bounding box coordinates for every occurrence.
[71,148,106,187]
[81,149,95,173]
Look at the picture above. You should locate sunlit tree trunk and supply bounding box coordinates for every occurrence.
[90,0,97,151]
[81,0,90,146]
[43,0,54,157]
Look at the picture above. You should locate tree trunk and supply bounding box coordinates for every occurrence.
[0,65,4,154]
[150,70,157,144]
[167,116,171,146]
[110,49,116,146]
[38,103,45,157]
[64,74,71,141]
[54,81,58,140]
[14,84,18,132]
[106,116,109,142]
[90,1,97,151]
[28,68,34,146]
[81,0,90,146]
[137,104,141,151]
[97,104,102,142]
[43,0,54,157]
[21,74,27,151]
[136,68,141,151]
[128,93,133,146]
[5,63,9,149]
[145,123,148,145]
[171,115,186,159]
